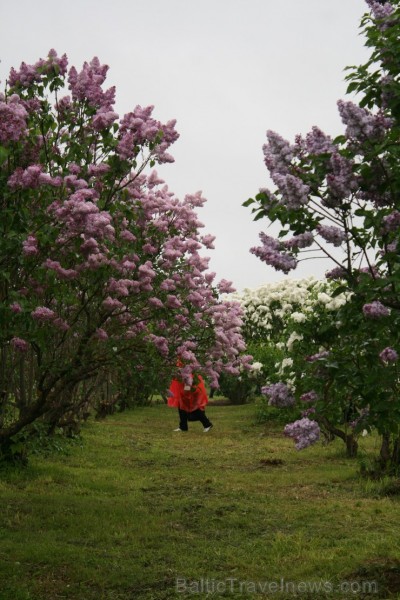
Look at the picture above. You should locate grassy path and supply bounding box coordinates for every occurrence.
[0,403,399,599]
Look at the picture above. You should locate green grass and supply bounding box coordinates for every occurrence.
[0,402,399,599]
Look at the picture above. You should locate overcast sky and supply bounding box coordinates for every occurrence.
[1,0,369,292]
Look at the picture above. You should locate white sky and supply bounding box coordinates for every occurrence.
[1,0,369,292]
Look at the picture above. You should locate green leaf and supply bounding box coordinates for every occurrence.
[331,285,349,297]
[0,145,9,165]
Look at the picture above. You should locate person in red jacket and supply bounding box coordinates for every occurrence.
[168,373,213,432]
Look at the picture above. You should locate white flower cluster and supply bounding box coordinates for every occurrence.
[235,277,350,331]
[235,277,350,335]
[235,277,351,384]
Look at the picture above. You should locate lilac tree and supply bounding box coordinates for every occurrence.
[245,0,400,473]
[0,51,250,459]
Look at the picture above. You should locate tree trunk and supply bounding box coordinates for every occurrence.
[317,416,358,458]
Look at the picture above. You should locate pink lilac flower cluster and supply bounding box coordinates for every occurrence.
[10,337,29,352]
[250,233,297,274]
[68,57,115,110]
[337,100,393,142]
[49,188,115,251]
[31,306,56,321]
[199,302,250,388]
[261,382,295,408]
[8,49,68,88]
[284,418,320,450]
[4,50,250,386]
[8,165,63,189]
[0,94,28,143]
[362,300,390,318]
[300,390,318,404]
[43,259,78,280]
[94,328,108,341]
[117,105,179,163]
[379,346,398,363]
[146,334,169,357]
[217,279,236,294]
[10,302,22,314]
[102,297,124,312]
[22,235,39,256]
[30,307,69,331]
[316,224,347,247]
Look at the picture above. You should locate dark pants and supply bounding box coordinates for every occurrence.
[178,408,212,431]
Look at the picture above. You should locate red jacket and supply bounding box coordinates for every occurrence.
[168,375,209,412]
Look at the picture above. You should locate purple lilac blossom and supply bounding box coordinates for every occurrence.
[306,351,329,363]
[325,266,347,280]
[274,173,310,209]
[53,318,70,331]
[102,297,124,311]
[357,266,380,278]
[31,307,56,321]
[0,95,28,143]
[317,224,347,247]
[8,49,68,88]
[10,337,29,352]
[362,301,390,318]
[366,0,394,24]
[261,382,295,408]
[284,232,314,250]
[263,130,293,176]
[257,188,279,209]
[217,279,236,294]
[68,57,115,110]
[250,233,297,274]
[382,211,400,232]
[380,75,395,109]
[8,165,43,188]
[386,241,397,253]
[300,390,318,404]
[147,334,169,357]
[94,328,108,341]
[10,302,22,314]
[117,104,179,163]
[284,418,321,450]
[43,259,78,280]
[338,100,393,141]
[92,107,119,131]
[301,408,316,418]
[379,347,398,363]
[326,153,358,201]
[305,126,335,154]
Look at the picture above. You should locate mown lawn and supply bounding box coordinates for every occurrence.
[0,402,399,600]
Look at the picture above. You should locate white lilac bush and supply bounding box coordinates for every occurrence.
[235,278,367,455]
